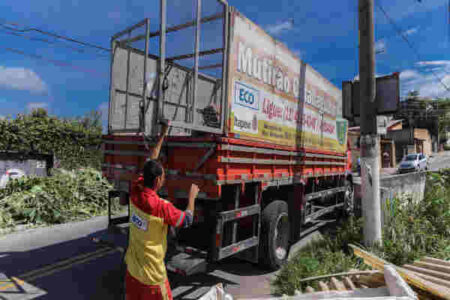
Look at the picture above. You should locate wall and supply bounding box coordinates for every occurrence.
[354,171,427,226]
[414,129,432,156]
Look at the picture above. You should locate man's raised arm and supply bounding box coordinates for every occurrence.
[149,120,170,160]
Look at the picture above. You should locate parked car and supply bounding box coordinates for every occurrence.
[398,153,428,174]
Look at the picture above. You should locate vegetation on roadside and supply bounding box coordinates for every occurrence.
[272,169,450,295]
[272,217,367,294]
[0,168,120,231]
[0,108,103,170]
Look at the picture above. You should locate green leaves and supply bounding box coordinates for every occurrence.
[0,168,118,229]
[0,110,103,171]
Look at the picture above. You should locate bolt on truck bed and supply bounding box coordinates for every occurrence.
[103,0,352,273]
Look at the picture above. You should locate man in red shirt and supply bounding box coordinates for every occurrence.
[124,122,198,300]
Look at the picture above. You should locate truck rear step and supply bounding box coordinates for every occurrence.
[166,251,208,276]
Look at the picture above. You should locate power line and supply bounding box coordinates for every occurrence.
[0,26,108,58]
[0,20,110,52]
[0,46,108,77]
[375,1,450,92]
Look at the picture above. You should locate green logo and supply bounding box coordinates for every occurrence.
[336,119,347,145]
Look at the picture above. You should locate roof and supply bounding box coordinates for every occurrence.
[387,119,402,130]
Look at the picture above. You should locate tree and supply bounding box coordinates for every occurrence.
[437,98,450,145]
[31,108,48,118]
[407,90,419,99]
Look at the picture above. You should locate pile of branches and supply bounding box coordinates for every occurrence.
[0,168,119,229]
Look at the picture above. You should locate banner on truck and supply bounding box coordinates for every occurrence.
[228,10,347,153]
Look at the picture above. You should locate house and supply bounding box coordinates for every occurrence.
[387,127,432,162]
[348,121,397,170]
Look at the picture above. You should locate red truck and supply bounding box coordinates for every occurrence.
[102,1,353,273]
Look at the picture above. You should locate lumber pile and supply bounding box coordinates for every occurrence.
[349,244,450,300]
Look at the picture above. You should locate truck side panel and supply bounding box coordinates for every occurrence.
[226,9,347,154]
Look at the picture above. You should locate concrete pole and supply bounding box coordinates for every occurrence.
[359,0,382,246]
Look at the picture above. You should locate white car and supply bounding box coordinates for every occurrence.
[398,153,428,174]
[0,168,26,188]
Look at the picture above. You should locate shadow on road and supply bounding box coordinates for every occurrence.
[0,228,128,300]
[0,225,275,300]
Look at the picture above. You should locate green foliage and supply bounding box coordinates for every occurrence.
[272,217,366,295]
[0,168,119,229]
[0,109,103,170]
[273,169,450,295]
[371,170,450,265]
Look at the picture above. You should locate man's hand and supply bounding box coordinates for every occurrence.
[187,184,199,212]
[149,120,171,160]
[160,119,170,137]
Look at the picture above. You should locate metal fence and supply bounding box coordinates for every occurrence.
[108,0,228,136]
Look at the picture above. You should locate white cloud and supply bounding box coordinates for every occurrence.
[404,27,419,36]
[0,66,47,94]
[266,19,294,35]
[27,102,48,112]
[416,60,450,66]
[400,70,420,80]
[353,73,387,81]
[375,39,386,53]
[400,60,450,98]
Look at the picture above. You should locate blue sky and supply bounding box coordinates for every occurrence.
[0,0,448,131]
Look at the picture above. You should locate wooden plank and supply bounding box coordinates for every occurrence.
[318,281,329,291]
[298,270,380,283]
[343,276,357,290]
[357,274,386,288]
[330,277,347,291]
[411,272,450,288]
[305,286,315,293]
[413,261,450,274]
[422,257,450,267]
[349,244,450,300]
[404,264,450,281]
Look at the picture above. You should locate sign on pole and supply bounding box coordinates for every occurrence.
[342,72,400,120]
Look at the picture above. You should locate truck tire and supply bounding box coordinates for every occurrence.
[343,180,355,217]
[260,200,290,270]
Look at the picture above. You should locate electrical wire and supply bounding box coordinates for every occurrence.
[376,1,450,92]
[0,19,110,52]
[0,27,109,58]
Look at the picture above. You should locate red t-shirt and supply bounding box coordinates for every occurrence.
[130,176,185,227]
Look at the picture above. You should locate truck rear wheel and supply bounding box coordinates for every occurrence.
[343,180,355,217]
[260,200,290,270]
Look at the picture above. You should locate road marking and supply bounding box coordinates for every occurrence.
[0,277,25,292]
[0,247,118,292]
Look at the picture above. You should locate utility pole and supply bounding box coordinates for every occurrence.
[359,0,382,246]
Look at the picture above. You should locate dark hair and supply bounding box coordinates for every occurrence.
[143,159,163,189]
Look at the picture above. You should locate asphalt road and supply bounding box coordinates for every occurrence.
[428,151,450,171]
[0,215,282,300]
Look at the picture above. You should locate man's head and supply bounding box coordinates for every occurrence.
[143,159,165,191]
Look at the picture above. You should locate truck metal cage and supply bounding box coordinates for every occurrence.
[108,0,229,136]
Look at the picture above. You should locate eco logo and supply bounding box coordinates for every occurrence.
[234,81,259,110]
